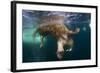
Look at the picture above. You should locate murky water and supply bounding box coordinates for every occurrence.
[22,10,91,63]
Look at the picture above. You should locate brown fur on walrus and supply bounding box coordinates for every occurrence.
[33,22,80,59]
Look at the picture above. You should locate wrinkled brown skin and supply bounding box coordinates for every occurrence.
[33,23,80,60]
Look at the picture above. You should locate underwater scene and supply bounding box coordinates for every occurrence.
[22,10,91,63]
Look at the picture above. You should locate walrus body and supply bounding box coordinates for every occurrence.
[35,24,69,39]
[33,23,80,59]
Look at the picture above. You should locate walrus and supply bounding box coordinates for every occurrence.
[33,23,80,59]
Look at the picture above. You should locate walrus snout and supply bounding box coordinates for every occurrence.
[56,49,64,59]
